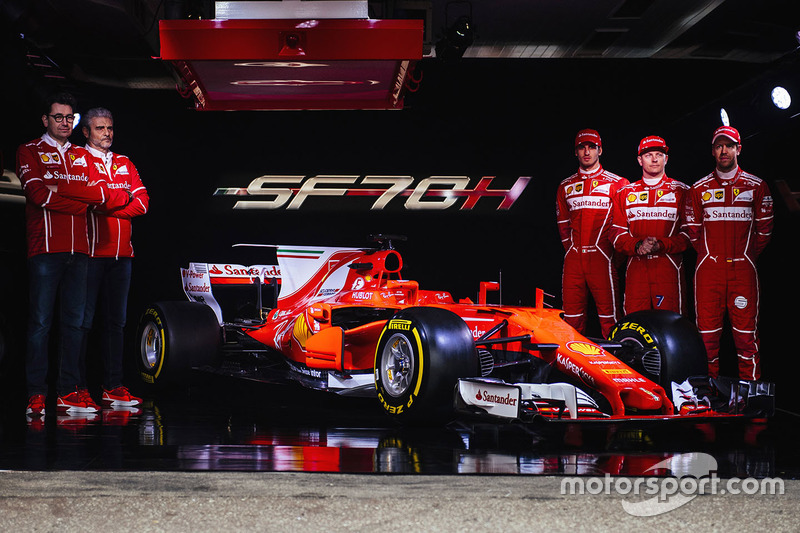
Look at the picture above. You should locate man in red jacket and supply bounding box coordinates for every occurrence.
[556,129,629,337]
[611,136,690,315]
[17,93,130,417]
[685,126,773,380]
[80,107,149,408]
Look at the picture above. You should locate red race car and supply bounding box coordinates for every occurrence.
[137,235,774,423]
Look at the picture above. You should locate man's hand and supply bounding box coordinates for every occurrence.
[636,236,662,255]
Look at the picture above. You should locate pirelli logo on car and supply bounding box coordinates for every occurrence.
[602,368,633,375]
[387,319,412,331]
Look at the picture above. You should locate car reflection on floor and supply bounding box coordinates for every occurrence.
[1,377,794,478]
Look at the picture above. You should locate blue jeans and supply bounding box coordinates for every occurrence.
[27,252,88,396]
[81,257,132,390]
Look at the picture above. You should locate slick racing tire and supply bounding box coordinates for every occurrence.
[137,301,221,387]
[374,307,478,423]
[608,310,707,389]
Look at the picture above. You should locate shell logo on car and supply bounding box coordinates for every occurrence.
[566,341,603,356]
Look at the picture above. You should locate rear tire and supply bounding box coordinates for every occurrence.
[136,301,221,387]
[374,307,478,423]
[608,310,707,389]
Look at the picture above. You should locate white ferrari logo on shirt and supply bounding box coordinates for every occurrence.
[656,192,676,204]
[592,183,611,195]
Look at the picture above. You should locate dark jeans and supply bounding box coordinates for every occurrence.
[27,252,88,396]
[81,257,132,390]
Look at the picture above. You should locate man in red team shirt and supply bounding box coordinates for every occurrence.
[17,93,130,418]
[79,107,149,408]
[685,126,773,381]
[611,136,690,315]
[556,129,629,337]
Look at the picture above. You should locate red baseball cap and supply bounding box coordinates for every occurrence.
[575,129,602,148]
[712,126,741,145]
[637,135,668,155]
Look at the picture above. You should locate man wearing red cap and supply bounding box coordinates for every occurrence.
[556,129,629,337]
[685,126,773,380]
[611,136,690,314]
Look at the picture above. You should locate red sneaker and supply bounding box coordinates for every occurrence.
[57,389,99,414]
[102,386,142,407]
[78,388,101,412]
[26,394,46,417]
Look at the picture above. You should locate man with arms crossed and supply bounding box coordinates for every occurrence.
[80,107,149,407]
[17,93,129,417]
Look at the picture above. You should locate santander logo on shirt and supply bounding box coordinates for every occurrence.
[567,196,612,210]
[703,207,753,221]
[627,207,678,222]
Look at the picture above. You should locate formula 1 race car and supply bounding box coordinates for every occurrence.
[136,235,774,423]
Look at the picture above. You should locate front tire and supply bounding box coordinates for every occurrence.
[608,310,707,389]
[374,307,478,423]
[136,301,221,387]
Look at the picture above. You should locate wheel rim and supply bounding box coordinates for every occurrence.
[141,322,162,371]
[379,333,415,397]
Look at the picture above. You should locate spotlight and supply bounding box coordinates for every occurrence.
[72,112,81,130]
[771,86,791,109]
[435,16,474,62]
[720,108,730,126]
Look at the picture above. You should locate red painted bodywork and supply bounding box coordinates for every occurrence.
[241,247,676,418]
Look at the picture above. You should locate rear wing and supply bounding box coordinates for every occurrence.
[181,261,280,324]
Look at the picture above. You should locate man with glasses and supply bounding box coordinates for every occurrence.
[16,92,130,418]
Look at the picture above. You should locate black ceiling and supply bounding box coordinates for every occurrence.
[3,0,800,95]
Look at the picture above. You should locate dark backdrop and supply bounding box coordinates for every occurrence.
[2,58,799,405]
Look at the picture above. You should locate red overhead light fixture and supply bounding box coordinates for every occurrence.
[159,17,424,110]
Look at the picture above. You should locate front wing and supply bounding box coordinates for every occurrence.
[455,376,776,422]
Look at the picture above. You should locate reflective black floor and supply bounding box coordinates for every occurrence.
[1,376,798,478]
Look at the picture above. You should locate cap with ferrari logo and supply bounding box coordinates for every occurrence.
[575,129,602,148]
[712,126,741,145]
[637,135,668,155]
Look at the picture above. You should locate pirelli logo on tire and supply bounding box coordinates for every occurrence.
[387,319,412,331]
[610,321,655,345]
[377,391,415,415]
